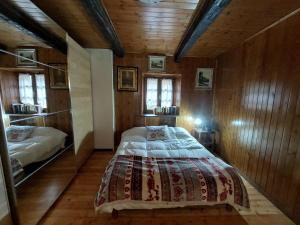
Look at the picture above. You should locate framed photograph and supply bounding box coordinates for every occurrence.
[148,55,166,72]
[49,64,68,89]
[117,66,138,92]
[195,68,214,90]
[16,49,37,67]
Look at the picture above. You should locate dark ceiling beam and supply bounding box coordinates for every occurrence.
[81,0,125,57]
[0,43,8,52]
[174,0,231,62]
[0,0,67,54]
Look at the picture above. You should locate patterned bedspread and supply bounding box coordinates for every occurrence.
[95,155,249,212]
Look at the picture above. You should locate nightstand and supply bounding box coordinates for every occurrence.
[192,128,216,152]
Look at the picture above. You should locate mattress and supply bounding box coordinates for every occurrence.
[95,127,250,213]
[7,127,67,167]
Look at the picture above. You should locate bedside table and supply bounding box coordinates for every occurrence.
[192,128,216,152]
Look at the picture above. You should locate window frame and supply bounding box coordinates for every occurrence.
[143,76,175,113]
[18,73,47,108]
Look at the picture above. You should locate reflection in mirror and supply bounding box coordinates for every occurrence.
[0,46,76,225]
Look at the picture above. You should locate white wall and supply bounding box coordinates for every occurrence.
[0,158,9,221]
[87,49,114,149]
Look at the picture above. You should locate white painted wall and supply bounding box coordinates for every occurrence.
[0,158,9,221]
[87,49,114,149]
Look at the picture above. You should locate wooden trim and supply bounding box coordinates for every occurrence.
[81,0,124,57]
[0,67,44,73]
[0,0,67,54]
[174,0,231,62]
[0,106,20,224]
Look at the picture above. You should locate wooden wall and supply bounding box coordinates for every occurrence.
[213,11,300,224]
[0,71,19,113]
[114,53,216,143]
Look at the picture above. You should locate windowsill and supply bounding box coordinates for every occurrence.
[142,114,179,118]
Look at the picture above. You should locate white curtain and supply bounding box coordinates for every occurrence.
[35,74,47,108]
[146,78,158,110]
[161,79,173,107]
[19,74,34,105]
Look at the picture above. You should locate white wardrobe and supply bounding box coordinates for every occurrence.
[88,49,115,149]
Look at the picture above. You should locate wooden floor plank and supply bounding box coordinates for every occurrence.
[38,152,294,225]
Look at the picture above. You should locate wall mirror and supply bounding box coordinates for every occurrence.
[0,15,76,225]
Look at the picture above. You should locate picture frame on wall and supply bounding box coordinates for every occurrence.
[117,66,138,92]
[16,49,37,67]
[195,68,214,90]
[148,55,166,72]
[49,64,69,89]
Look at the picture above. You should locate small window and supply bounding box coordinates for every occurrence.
[35,74,47,108]
[145,77,173,112]
[19,74,34,105]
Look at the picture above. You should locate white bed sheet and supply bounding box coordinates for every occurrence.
[7,127,67,167]
[115,126,215,159]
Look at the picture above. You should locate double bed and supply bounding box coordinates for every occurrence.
[95,126,250,214]
[6,126,67,177]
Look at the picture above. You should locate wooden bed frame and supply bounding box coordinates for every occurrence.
[111,203,233,219]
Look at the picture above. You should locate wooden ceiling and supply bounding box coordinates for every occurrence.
[0,0,65,48]
[31,0,110,49]
[188,0,300,57]
[6,0,300,58]
[102,0,199,56]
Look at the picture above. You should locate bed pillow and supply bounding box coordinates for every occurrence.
[146,125,169,141]
[6,126,35,142]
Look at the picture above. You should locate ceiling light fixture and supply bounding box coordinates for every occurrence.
[138,0,161,5]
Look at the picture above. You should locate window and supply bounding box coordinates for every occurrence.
[145,77,173,111]
[18,73,47,108]
[35,74,47,108]
[19,74,34,105]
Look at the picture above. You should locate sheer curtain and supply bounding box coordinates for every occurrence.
[19,74,34,105]
[35,74,47,108]
[161,79,173,107]
[146,78,158,110]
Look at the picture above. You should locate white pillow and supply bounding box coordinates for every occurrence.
[122,127,147,139]
[6,126,34,142]
[146,125,169,141]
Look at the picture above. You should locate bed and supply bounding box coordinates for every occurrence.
[6,126,67,176]
[95,126,250,214]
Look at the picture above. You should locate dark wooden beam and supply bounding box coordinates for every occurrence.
[0,43,8,53]
[0,0,67,54]
[81,0,125,57]
[174,0,231,62]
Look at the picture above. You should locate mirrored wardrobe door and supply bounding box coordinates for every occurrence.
[0,46,77,225]
[0,15,76,224]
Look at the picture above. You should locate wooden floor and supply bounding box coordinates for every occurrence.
[39,152,295,225]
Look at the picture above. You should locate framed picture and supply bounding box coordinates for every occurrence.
[16,49,37,67]
[195,68,214,90]
[148,55,166,72]
[49,64,68,89]
[117,66,138,92]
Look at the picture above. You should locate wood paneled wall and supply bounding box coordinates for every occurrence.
[213,10,300,224]
[114,53,215,143]
[0,71,19,112]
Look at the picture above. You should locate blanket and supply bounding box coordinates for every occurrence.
[95,155,249,212]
